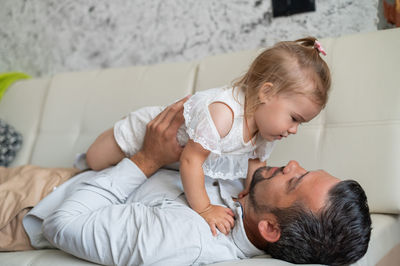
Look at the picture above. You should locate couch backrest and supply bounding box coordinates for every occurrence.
[1,63,197,167]
[1,28,399,214]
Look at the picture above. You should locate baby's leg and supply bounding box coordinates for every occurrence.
[113,106,165,156]
[87,106,164,171]
[86,128,125,170]
[87,106,182,171]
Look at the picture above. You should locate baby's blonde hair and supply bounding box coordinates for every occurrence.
[233,37,331,118]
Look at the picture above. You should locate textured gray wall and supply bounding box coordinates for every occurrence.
[0,0,378,77]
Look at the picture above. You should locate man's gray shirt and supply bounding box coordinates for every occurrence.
[23,158,264,265]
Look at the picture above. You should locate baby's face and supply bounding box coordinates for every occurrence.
[254,92,321,142]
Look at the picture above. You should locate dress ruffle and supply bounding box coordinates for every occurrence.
[203,153,249,179]
[183,89,222,154]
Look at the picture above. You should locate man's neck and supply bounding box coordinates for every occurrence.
[238,196,268,250]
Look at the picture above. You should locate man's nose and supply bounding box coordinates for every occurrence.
[283,160,303,174]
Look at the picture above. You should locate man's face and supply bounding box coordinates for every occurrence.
[249,160,340,213]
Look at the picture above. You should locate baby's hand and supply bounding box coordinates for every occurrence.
[199,204,235,236]
[238,188,249,199]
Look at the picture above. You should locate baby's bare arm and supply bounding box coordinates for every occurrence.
[180,140,234,236]
[86,128,125,171]
[180,140,211,213]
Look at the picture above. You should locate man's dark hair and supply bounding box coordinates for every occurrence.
[263,180,372,266]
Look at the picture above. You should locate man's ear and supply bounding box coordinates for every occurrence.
[258,216,281,243]
[258,82,274,102]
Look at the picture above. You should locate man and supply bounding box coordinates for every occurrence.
[22,97,371,265]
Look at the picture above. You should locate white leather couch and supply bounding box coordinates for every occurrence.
[1,28,399,266]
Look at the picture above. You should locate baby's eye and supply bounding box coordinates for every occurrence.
[292,116,303,124]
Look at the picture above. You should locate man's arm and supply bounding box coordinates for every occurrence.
[131,96,187,176]
[42,96,192,265]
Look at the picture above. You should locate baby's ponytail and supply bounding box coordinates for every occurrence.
[295,37,317,48]
[296,37,327,56]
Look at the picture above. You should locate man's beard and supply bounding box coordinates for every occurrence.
[248,166,283,212]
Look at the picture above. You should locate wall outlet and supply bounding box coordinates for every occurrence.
[272,0,316,17]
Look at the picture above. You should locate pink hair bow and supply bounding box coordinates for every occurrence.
[314,40,327,56]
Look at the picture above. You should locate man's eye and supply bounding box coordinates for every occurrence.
[287,177,296,192]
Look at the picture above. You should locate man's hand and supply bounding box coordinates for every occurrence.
[130,96,190,177]
[199,204,235,236]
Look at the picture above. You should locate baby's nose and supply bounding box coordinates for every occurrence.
[288,124,298,134]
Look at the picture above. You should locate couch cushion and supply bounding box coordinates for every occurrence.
[354,214,400,265]
[0,78,51,167]
[320,29,400,214]
[0,249,95,266]
[30,62,197,168]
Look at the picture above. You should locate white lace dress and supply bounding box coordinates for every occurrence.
[114,87,276,180]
